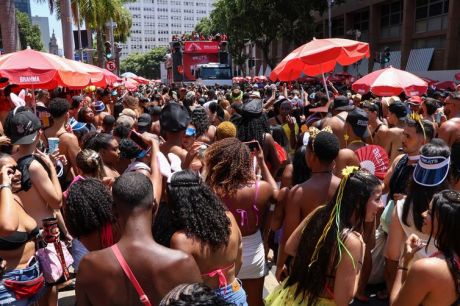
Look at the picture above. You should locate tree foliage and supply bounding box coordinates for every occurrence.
[204,0,345,69]
[16,11,44,51]
[120,47,167,79]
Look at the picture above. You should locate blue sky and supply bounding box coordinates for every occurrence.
[30,1,65,49]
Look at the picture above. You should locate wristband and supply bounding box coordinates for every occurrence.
[397,266,408,271]
[0,184,11,190]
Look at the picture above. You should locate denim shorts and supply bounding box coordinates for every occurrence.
[215,279,248,306]
[0,257,46,306]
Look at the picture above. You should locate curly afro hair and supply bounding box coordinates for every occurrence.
[235,113,270,146]
[159,283,232,306]
[167,170,231,251]
[191,107,210,137]
[64,178,114,238]
[204,137,254,197]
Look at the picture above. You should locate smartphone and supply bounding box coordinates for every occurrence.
[129,130,149,150]
[244,141,259,152]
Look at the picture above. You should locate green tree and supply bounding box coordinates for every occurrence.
[194,17,212,37]
[16,11,44,50]
[209,0,250,74]
[207,0,346,69]
[120,47,167,79]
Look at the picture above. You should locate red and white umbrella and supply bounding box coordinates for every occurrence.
[352,66,428,96]
[270,38,370,81]
[435,80,457,91]
[0,48,95,89]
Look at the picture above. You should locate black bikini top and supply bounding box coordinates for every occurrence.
[0,227,39,251]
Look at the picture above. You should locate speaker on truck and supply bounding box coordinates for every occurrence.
[219,51,228,65]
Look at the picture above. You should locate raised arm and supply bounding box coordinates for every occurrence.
[0,166,19,235]
[149,139,162,204]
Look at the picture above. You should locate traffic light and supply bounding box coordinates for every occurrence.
[383,47,390,63]
[105,41,112,60]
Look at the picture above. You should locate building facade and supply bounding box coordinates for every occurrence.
[14,0,31,18]
[31,16,50,52]
[49,30,59,55]
[120,0,215,59]
[251,0,459,78]
[313,0,459,73]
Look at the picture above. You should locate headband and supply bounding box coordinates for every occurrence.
[308,125,333,153]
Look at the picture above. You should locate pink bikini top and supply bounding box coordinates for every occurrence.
[224,181,260,228]
[202,262,235,293]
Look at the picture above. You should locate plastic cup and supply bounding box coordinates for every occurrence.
[48,137,60,154]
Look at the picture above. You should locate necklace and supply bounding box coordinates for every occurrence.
[311,170,332,174]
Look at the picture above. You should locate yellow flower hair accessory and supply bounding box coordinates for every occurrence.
[308,166,360,270]
[409,112,426,141]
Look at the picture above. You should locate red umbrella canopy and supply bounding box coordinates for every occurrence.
[352,66,428,96]
[0,48,92,89]
[270,38,370,81]
[435,80,457,91]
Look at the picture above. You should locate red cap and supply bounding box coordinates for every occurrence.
[408,96,422,105]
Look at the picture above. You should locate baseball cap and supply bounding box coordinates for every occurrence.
[5,108,41,145]
[137,113,152,127]
[116,114,135,129]
[93,101,106,113]
[240,99,263,118]
[346,108,369,138]
[160,102,190,132]
[332,96,354,111]
[413,155,450,187]
[408,96,422,105]
[388,101,408,118]
[69,117,87,131]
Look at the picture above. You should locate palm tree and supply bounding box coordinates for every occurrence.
[0,0,18,53]
[73,0,132,67]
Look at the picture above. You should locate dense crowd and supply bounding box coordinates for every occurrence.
[0,77,459,306]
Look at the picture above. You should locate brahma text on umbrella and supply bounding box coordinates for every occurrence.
[19,76,40,83]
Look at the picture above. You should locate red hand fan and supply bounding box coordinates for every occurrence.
[355,145,389,180]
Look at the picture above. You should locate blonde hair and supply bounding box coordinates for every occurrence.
[76,149,106,180]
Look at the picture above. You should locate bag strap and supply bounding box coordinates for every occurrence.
[111,244,152,306]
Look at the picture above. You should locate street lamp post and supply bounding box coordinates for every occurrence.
[60,0,74,59]
[328,0,334,38]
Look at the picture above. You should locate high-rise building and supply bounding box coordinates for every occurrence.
[120,0,215,59]
[32,16,51,52]
[14,0,31,18]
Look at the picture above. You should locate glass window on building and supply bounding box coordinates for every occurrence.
[331,17,344,36]
[415,0,448,33]
[380,0,403,38]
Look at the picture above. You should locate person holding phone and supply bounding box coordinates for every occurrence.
[204,138,278,306]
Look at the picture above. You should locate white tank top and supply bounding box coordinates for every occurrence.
[396,199,437,260]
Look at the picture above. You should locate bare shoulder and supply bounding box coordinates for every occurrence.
[344,231,365,258]
[60,132,79,145]
[406,257,451,287]
[77,249,115,284]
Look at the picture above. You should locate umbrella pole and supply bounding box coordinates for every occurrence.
[32,85,36,114]
[322,71,330,100]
